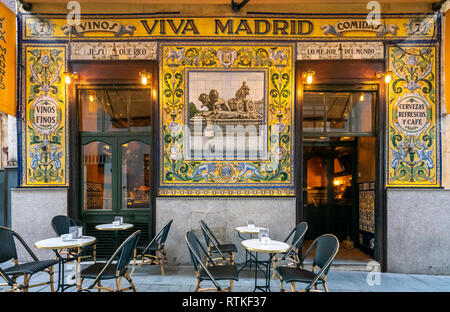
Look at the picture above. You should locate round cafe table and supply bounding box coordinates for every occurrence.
[95,223,134,252]
[241,238,290,292]
[34,236,96,292]
[235,226,267,274]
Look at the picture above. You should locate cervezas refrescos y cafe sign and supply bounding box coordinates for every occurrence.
[22,15,436,40]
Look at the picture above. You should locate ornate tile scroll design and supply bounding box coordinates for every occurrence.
[387,46,440,187]
[159,43,295,196]
[23,46,67,186]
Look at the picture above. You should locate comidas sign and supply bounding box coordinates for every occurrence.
[0,2,16,116]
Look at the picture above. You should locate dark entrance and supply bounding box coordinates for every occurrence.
[303,141,356,242]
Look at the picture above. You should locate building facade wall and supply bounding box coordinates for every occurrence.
[156,197,296,265]
[8,2,449,275]
[11,188,68,261]
[386,189,450,274]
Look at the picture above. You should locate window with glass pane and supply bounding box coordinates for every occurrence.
[303,93,325,132]
[82,141,113,210]
[80,88,151,133]
[306,157,327,205]
[303,91,374,135]
[122,141,150,209]
[325,93,351,132]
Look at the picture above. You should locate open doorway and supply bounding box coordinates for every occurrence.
[301,84,379,268]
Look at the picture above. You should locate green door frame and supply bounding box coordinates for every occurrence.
[76,85,153,230]
[79,133,152,224]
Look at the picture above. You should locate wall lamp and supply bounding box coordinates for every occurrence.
[231,0,251,12]
[376,71,393,84]
[139,71,152,85]
[302,71,315,84]
[18,1,32,12]
[63,71,79,85]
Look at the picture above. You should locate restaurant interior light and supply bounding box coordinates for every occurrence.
[360,94,365,102]
[303,71,315,84]
[140,71,152,85]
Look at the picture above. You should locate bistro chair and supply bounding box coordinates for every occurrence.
[272,222,308,279]
[200,220,237,265]
[51,215,97,262]
[185,231,239,292]
[277,234,339,292]
[77,230,141,292]
[131,219,173,275]
[0,226,58,292]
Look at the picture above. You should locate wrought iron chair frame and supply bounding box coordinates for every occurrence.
[278,234,339,292]
[131,220,173,275]
[77,230,141,292]
[272,222,308,279]
[51,215,96,263]
[185,231,237,292]
[200,220,235,265]
[0,226,56,292]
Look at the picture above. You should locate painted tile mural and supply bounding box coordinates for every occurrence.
[359,182,375,258]
[159,43,295,196]
[387,45,440,187]
[23,46,67,186]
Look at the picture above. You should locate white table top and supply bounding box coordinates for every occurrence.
[34,236,96,250]
[241,239,290,253]
[95,223,134,231]
[235,226,268,235]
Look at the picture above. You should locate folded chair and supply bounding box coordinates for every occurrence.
[272,222,308,279]
[0,226,57,292]
[131,219,173,275]
[77,230,141,292]
[200,220,237,265]
[277,234,339,292]
[185,231,239,292]
[51,215,96,262]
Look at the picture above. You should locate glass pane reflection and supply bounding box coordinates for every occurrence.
[80,88,151,133]
[82,141,113,210]
[303,91,374,134]
[122,141,150,209]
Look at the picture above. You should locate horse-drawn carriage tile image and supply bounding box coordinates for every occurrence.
[159,43,295,196]
[187,70,267,161]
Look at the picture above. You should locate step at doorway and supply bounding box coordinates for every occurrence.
[301,240,380,272]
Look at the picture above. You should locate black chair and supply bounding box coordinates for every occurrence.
[131,219,173,275]
[272,222,308,278]
[51,215,96,262]
[77,230,141,292]
[185,231,239,292]
[277,234,339,292]
[200,220,237,265]
[0,226,58,292]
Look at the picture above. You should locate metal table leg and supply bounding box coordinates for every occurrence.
[52,249,82,292]
[237,233,257,275]
[246,251,275,292]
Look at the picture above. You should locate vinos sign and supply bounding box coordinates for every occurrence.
[30,95,61,134]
